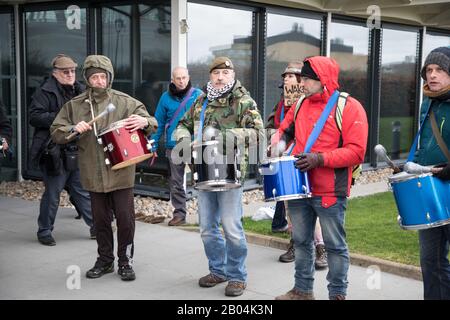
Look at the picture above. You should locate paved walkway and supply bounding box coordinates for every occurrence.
[0,194,422,300]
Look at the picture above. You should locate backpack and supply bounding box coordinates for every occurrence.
[294,92,362,185]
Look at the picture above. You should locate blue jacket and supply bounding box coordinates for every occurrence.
[415,96,450,166]
[151,86,202,150]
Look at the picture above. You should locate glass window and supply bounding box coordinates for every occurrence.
[187,2,254,94]
[102,6,133,95]
[101,3,171,191]
[330,20,369,111]
[24,7,88,176]
[0,12,17,181]
[265,13,321,122]
[379,28,418,160]
[424,31,450,59]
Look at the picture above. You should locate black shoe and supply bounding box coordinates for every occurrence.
[89,227,96,240]
[86,263,114,279]
[38,235,56,246]
[272,224,289,233]
[118,265,136,281]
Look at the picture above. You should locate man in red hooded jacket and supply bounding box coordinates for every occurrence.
[273,56,368,300]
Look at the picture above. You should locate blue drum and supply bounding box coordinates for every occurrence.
[389,171,450,230]
[260,156,311,202]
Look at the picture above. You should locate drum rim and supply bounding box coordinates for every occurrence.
[264,193,312,202]
[398,216,450,230]
[99,120,126,136]
[192,140,219,148]
[194,179,241,191]
[260,155,297,165]
[388,172,432,183]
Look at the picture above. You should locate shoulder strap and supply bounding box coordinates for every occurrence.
[430,109,450,162]
[293,95,306,121]
[335,92,350,132]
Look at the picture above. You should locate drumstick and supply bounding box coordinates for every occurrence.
[374,144,401,173]
[404,161,443,174]
[66,103,116,140]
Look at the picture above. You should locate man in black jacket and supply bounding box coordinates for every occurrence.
[29,54,94,246]
[0,100,12,168]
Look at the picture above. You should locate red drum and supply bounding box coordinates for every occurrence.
[98,120,153,170]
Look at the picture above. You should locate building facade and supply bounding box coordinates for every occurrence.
[0,0,449,197]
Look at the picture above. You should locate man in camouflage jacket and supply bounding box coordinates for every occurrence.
[175,56,263,297]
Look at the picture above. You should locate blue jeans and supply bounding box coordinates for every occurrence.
[419,224,450,300]
[37,166,93,238]
[286,196,349,298]
[198,187,247,283]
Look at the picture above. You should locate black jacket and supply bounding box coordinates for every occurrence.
[29,76,85,165]
[0,101,12,143]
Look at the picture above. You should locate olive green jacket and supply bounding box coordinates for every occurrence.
[51,55,157,193]
[176,80,263,179]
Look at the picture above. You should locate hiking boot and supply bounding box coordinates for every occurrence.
[279,239,295,263]
[118,265,136,281]
[168,215,186,226]
[38,235,56,246]
[86,263,114,279]
[225,281,246,297]
[315,244,328,270]
[275,288,315,300]
[198,273,227,287]
[330,294,346,300]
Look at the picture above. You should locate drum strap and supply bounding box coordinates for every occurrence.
[196,99,209,143]
[165,87,195,135]
[303,90,340,153]
[430,110,450,162]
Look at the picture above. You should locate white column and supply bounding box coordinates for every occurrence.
[325,12,331,57]
[14,5,23,181]
[171,0,188,69]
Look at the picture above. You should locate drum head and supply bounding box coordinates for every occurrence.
[99,120,126,136]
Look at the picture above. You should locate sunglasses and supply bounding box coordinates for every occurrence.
[56,68,76,75]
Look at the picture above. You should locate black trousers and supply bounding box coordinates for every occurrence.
[90,188,135,267]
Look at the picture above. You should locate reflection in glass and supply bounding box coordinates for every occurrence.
[330,21,369,110]
[187,3,253,94]
[380,28,418,159]
[424,32,450,60]
[25,8,87,174]
[102,6,132,94]
[0,12,17,180]
[265,13,321,122]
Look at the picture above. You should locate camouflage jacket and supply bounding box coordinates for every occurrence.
[176,80,263,180]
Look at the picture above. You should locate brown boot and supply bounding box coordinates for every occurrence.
[279,239,295,263]
[275,288,315,300]
[198,273,227,287]
[315,244,328,270]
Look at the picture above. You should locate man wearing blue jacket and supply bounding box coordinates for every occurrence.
[151,67,202,226]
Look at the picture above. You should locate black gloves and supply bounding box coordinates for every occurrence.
[294,153,324,172]
[433,163,450,181]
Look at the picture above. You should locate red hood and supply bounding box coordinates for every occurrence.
[305,56,340,100]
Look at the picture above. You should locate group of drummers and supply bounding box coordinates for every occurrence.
[34,45,450,300]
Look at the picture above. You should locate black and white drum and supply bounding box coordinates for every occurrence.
[192,140,241,192]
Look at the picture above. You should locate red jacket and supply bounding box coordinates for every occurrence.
[273,56,368,204]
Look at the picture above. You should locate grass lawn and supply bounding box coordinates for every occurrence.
[242,192,421,266]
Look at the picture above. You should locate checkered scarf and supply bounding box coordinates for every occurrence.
[206,80,235,101]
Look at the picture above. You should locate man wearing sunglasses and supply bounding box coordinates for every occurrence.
[29,54,94,246]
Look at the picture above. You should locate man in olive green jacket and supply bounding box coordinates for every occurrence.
[51,55,157,281]
[175,56,263,297]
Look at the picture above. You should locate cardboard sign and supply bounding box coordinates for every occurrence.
[284,84,303,106]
